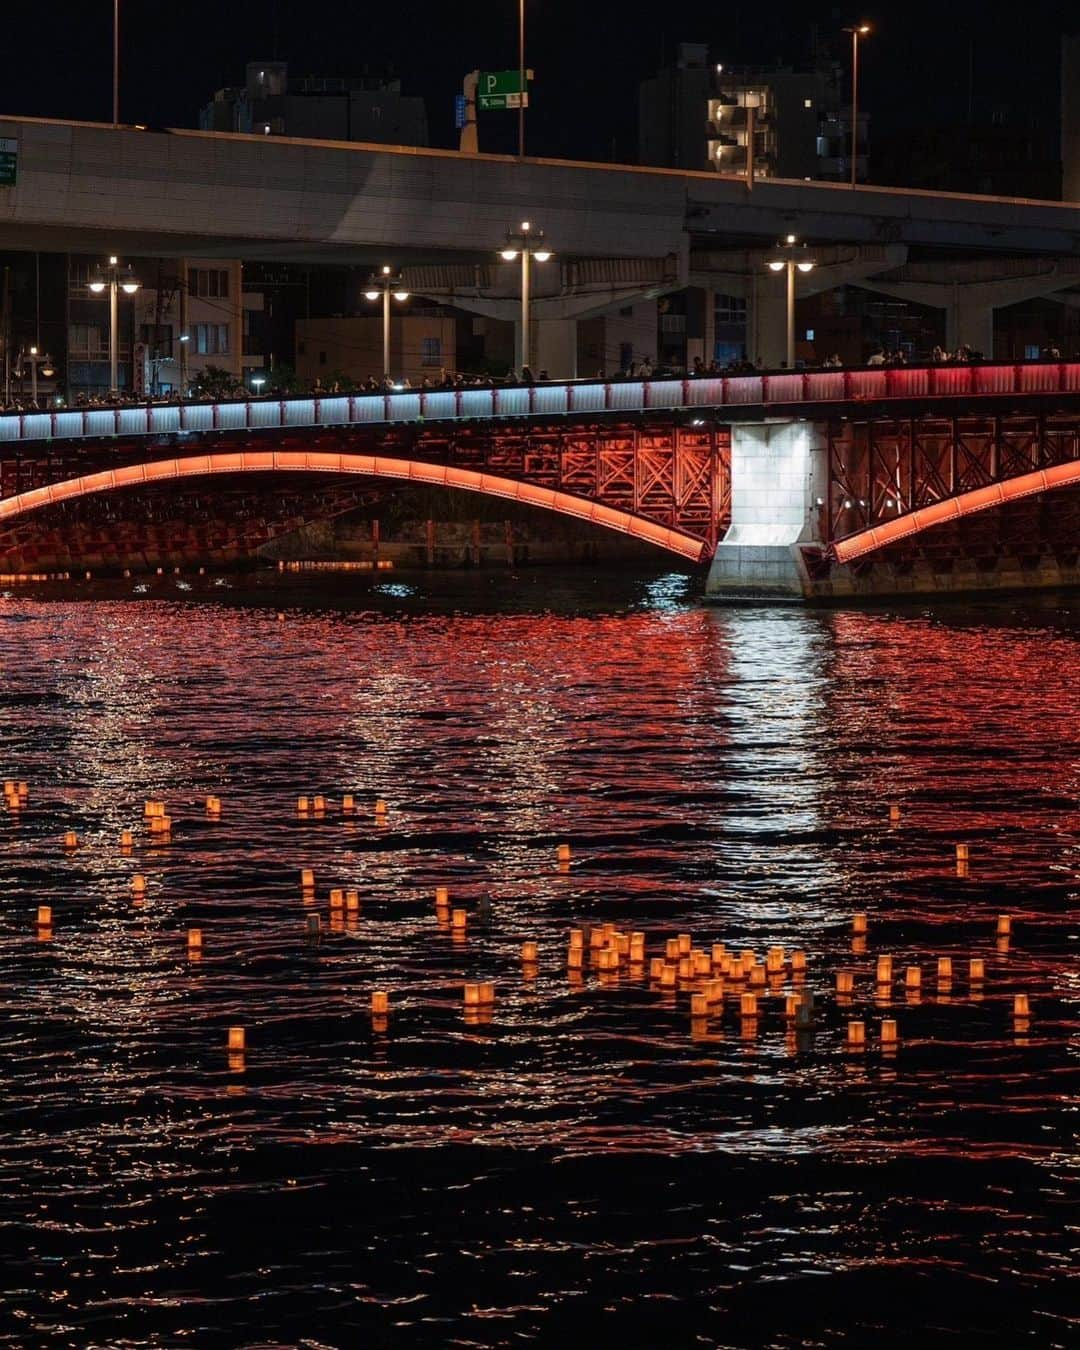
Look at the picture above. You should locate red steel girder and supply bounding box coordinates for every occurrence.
[0,416,732,559]
[828,412,1080,545]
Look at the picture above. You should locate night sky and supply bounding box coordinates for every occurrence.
[3,1,1073,162]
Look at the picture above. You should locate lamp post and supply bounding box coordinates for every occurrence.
[89,255,140,397]
[766,235,816,369]
[363,266,409,380]
[499,221,552,373]
[21,345,55,407]
[178,332,190,398]
[843,24,871,188]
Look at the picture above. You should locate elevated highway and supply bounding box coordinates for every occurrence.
[1,116,1079,266]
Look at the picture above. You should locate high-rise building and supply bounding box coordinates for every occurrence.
[200,61,428,147]
[639,42,866,182]
[1062,32,1080,201]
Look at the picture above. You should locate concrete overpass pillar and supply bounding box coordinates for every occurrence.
[945,290,994,356]
[855,261,1080,357]
[705,420,829,600]
[750,276,790,369]
[519,318,578,379]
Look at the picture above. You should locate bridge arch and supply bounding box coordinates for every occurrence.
[832,458,1080,563]
[0,450,708,562]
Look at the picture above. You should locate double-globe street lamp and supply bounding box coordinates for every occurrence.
[766,235,816,370]
[364,266,410,381]
[20,345,55,406]
[89,256,140,396]
[498,222,552,374]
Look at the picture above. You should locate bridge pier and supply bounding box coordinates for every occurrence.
[705,421,828,601]
[708,410,1080,604]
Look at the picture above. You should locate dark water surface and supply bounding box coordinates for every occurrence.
[0,570,1077,1348]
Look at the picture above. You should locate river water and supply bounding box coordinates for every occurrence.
[0,570,1076,1348]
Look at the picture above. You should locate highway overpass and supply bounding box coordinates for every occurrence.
[1,116,1080,266]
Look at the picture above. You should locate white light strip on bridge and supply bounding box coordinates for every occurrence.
[3,363,1080,446]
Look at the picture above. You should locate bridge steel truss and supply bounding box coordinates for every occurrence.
[0,420,732,563]
[826,412,1080,558]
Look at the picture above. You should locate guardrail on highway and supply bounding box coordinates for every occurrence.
[3,362,1080,446]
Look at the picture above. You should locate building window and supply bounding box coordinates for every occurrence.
[298,340,306,356]
[319,350,327,365]
[188,268,230,299]
[804,99,813,109]
[421,336,441,366]
[68,323,106,358]
[714,294,747,324]
[194,323,230,355]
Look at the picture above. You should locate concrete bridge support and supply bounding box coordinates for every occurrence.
[401,257,684,380]
[853,258,1080,356]
[691,245,908,369]
[705,421,829,600]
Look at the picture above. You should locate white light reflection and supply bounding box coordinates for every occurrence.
[641,572,694,612]
[35,609,200,1037]
[702,609,841,924]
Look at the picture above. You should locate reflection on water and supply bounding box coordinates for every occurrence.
[0,571,1076,1347]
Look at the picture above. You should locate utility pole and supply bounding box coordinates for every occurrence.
[152,258,166,396]
[518,0,526,159]
[1,266,10,404]
[113,0,120,125]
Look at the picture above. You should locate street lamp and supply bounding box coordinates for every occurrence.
[251,374,266,395]
[20,345,55,407]
[178,332,190,398]
[498,221,553,373]
[842,24,871,189]
[766,235,816,369]
[363,265,409,380]
[89,255,140,397]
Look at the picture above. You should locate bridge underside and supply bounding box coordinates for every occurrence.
[0,421,729,568]
[805,481,1080,599]
[0,476,381,573]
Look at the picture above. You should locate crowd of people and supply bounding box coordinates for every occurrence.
[0,344,1074,413]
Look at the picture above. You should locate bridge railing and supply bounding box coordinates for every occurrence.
[3,361,1080,447]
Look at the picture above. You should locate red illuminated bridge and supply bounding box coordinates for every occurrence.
[1,361,1079,599]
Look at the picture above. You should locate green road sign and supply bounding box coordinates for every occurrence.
[0,138,17,188]
[477,70,531,112]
